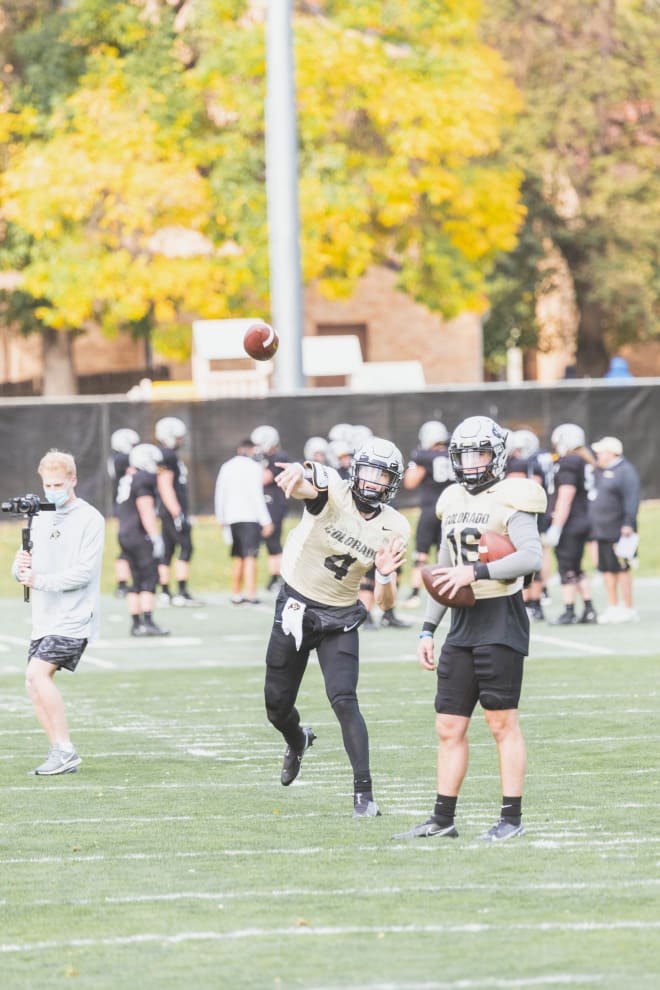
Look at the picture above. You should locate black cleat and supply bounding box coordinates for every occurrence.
[281,727,316,786]
[392,817,458,840]
[380,610,412,629]
[476,818,524,842]
[579,607,598,624]
[131,620,170,637]
[525,602,544,621]
[549,610,578,626]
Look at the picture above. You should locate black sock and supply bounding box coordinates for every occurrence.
[565,603,575,614]
[353,775,373,795]
[131,614,141,628]
[178,580,188,594]
[142,611,153,624]
[118,580,128,591]
[583,599,593,610]
[501,795,522,825]
[433,794,457,827]
[161,585,170,597]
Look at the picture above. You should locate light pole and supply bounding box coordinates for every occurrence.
[265,0,305,390]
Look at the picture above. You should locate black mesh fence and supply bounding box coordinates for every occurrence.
[1,379,658,517]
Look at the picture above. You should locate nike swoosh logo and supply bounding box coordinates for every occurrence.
[343,621,360,632]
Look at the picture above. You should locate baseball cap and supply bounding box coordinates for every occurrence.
[592,436,623,456]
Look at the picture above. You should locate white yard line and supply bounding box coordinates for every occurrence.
[1,920,659,954]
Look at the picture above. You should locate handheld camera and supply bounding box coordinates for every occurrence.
[1,494,56,602]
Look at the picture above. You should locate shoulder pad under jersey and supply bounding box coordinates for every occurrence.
[491,477,547,514]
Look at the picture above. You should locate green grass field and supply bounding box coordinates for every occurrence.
[1,559,659,988]
[1,503,659,988]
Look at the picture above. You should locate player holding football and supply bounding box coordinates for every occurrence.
[393,416,546,843]
[263,437,410,818]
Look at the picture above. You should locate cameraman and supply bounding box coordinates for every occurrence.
[11,450,105,776]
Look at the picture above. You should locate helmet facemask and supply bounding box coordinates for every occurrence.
[449,416,508,493]
[349,438,404,508]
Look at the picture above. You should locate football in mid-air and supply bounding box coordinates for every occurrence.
[243,321,279,361]
[421,565,475,609]
[478,531,516,563]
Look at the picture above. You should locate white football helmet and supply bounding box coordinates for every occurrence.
[449,416,509,492]
[418,420,449,449]
[350,437,404,506]
[250,425,280,452]
[129,443,163,474]
[110,428,140,454]
[328,423,354,444]
[509,429,540,460]
[329,437,354,462]
[351,424,373,451]
[155,416,187,449]
[304,436,329,462]
[551,423,585,457]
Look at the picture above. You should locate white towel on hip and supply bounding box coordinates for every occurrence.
[281,597,306,650]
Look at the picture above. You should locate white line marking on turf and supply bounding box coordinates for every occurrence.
[1,921,659,953]
[532,634,615,655]
[92,637,202,649]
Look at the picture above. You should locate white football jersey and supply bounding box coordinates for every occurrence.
[436,478,547,600]
[281,468,410,606]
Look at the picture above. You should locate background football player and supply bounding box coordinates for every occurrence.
[402,420,453,608]
[155,416,202,607]
[107,427,140,598]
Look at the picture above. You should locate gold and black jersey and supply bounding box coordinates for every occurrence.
[281,468,410,607]
[436,478,547,600]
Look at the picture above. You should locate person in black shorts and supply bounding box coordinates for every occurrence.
[402,420,453,608]
[107,427,140,598]
[589,436,641,624]
[117,443,169,637]
[393,416,546,843]
[544,423,598,625]
[251,425,291,592]
[155,416,202,607]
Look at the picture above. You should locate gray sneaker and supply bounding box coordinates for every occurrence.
[476,818,525,842]
[34,745,81,776]
[392,818,458,839]
[353,793,381,818]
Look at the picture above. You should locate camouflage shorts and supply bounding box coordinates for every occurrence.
[28,635,88,672]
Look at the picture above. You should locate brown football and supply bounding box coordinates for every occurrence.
[243,321,279,361]
[478,531,516,563]
[421,565,476,608]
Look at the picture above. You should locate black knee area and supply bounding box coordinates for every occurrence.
[331,694,359,722]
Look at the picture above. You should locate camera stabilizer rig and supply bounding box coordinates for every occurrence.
[1,495,56,602]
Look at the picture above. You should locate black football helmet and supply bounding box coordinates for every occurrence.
[449,416,508,492]
[350,438,404,507]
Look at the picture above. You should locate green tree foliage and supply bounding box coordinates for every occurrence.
[1,0,524,391]
[482,0,660,376]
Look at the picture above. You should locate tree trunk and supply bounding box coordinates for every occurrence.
[575,299,609,377]
[41,328,78,395]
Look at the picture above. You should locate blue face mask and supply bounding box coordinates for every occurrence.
[44,489,69,509]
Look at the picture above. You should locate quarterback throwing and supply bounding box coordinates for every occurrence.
[263,437,410,818]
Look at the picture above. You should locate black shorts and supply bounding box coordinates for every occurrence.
[434,641,525,717]
[597,540,633,574]
[264,517,284,556]
[555,529,589,583]
[161,514,193,565]
[231,521,262,558]
[28,635,88,673]
[415,506,443,556]
[119,532,159,592]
